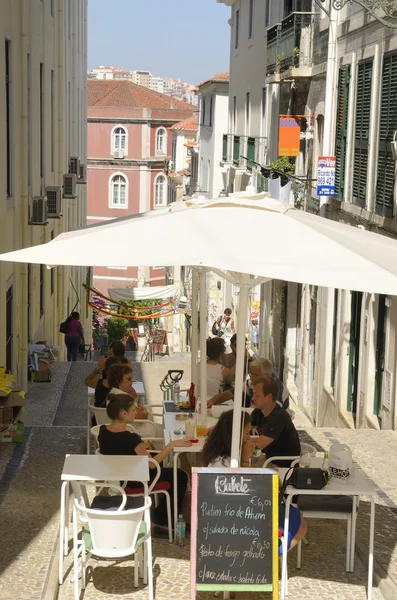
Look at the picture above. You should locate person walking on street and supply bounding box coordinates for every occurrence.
[64,312,84,362]
[215,308,235,353]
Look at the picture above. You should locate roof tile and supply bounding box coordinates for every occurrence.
[169,114,198,132]
[197,72,230,88]
[88,80,195,111]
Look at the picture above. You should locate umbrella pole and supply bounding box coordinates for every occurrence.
[230,283,250,467]
[199,269,207,416]
[190,269,198,386]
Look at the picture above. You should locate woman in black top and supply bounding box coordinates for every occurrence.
[98,393,191,533]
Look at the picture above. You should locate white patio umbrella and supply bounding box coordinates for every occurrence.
[4,194,397,464]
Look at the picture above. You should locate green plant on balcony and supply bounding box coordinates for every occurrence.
[271,157,295,186]
[276,54,281,73]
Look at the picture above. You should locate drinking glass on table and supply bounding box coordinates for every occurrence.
[196,414,207,438]
[299,452,311,468]
[185,419,196,439]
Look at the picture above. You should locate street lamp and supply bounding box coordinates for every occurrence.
[332,0,397,27]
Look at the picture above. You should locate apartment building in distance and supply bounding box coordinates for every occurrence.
[88,66,198,105]
[87,79,195,295]
[0,0,88,385]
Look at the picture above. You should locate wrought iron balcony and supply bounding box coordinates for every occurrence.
[222,134,267,169]
[266,12,314,77]
[266,23,281,76]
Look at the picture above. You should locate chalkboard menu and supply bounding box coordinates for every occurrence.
[190,467,279,598]
[152,328,166,345]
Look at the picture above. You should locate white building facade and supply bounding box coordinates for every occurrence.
[197,73,230,198]
[0,0,89,386]
[217,0,397,431]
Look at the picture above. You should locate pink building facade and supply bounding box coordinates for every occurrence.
[87,80,195,295]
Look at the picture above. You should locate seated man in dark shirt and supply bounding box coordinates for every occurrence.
[251,376,300,466]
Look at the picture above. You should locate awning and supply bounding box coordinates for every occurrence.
[108,284,180,301]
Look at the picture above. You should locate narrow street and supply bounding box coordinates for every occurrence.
[0,361,395,599]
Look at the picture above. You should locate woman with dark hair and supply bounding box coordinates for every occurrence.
[203,409,307,556]
[202,410,252,468]
[107,362,148,419]
[64,312,84,362]
[84,355,125,396]
[98,393,191,534]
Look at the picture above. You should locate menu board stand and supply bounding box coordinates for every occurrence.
[190,467,279,599]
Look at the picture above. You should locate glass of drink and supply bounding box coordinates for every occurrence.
[196,414,207,437]
[185,419,196,439]
[299,452,311,468]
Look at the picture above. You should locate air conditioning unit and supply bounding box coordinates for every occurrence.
[77,163,87,184]
[30,196,48,225]
[46,186,62,218]
[63,173,77,198]
[69,156,80,176]
[113,149,124,159]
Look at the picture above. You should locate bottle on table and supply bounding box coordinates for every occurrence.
[175,514,186,546]
[188,382,196,408]
[174,380,181,404]
[322,451,331,482]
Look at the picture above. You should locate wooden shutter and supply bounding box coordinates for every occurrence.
[334,66,350,200]
[375,52,397,218]
[352,60,373,208]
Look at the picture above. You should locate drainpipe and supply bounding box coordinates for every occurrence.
[320,4,338,212]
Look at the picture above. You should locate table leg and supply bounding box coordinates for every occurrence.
[367,497,375,600]
[86,404,90,455]
[59,481,69,585]
[350,496,358,572]
[281,495,291,599]
[173,452,178,543]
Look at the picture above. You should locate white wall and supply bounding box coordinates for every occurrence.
[199,82,229,198]
[0,0,88,385]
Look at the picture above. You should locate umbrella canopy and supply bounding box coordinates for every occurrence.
[2,194,397,294]
[3,193,397,465]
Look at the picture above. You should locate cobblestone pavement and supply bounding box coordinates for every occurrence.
[0,360,395,600]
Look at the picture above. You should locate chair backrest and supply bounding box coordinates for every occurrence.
[263,455,300,468]
[90,424,101,440]
[74,493,151,559]
[93,406,110,426]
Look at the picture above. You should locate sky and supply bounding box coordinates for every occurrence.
[88,0,231,85]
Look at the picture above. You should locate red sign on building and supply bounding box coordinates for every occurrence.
[278,116,301,157]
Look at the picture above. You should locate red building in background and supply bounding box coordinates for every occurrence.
[87,80,195,295]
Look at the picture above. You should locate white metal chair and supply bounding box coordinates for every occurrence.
[91,431,173,544]
[72,483,153,600]
[87,403,109,454]
[266,454,358,573]
[90,421,164,450]
[296,494,358,572]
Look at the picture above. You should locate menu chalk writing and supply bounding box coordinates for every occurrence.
[190,467,278,598]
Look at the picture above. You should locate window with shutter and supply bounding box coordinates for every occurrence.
[352,60,373,208]
[375,52,397,219]
[334,66,350,200]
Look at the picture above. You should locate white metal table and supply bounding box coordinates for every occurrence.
[280,458,377,599]
[59,453,149,584]
[163,403,218,540]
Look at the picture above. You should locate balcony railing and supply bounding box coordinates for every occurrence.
[222,134,268,168]
[266,12,314,76]
[266,23,281,76]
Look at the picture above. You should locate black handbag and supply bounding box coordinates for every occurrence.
[279,466,328,502]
